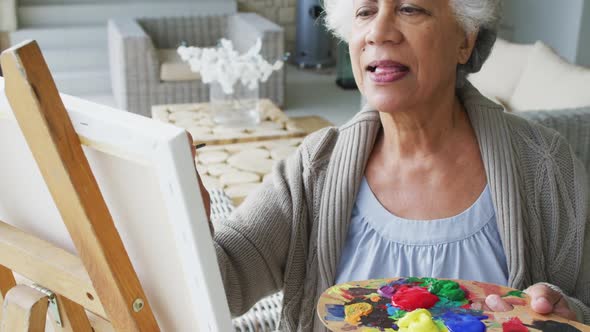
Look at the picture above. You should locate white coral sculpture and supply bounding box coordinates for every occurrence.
[178,38,284,95]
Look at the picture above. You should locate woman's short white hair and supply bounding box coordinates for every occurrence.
[324,0,502,87]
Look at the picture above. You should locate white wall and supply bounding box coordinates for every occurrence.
[0,0,17,31]
[501,0,585,63]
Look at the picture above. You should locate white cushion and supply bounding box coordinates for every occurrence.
[468,38,534,105]
[509,41,590,111]
[158,49,201,82]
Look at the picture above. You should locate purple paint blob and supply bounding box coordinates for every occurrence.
[439,311,487,332]
[378,279,408,298]
[378,285,395,298]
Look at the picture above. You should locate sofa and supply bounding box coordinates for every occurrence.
[468,38,590,111]
[108,13,285,117]
[469,38,590,188]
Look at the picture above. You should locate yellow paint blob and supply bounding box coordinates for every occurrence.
[344,303,373,325]
[397,309,441,332]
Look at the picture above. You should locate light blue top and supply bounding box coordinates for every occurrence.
[335,177,509,286]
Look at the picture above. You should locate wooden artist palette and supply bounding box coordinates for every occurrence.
[317,278,590,331]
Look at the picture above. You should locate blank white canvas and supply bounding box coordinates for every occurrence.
[0,77,232,331]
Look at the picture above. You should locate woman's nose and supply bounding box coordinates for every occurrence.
[365,13,403,46]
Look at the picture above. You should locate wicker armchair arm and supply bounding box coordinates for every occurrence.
[108,18,159,111]
[228,13,284,60]
[227,13,285,106]
[137,16,229,49]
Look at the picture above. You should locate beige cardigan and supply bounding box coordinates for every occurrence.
[213,84,590,331]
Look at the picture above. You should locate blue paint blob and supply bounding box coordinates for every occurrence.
[324,304,345,321]
[439,311,487,332]
[386,304,399,316]
[429,306,484,319]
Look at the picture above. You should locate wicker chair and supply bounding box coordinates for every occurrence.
[108,13,285,117]
[517,107,590,190]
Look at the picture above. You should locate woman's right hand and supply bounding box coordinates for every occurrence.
[485,284,578,322]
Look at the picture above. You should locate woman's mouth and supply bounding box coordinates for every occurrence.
[366,61,410,84]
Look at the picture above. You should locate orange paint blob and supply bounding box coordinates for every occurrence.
[344,303,373,325]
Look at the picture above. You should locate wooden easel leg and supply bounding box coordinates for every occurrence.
[0,265,16,322]
[0,265,16,299]
[51,295,92,332]
[0,285,49,332]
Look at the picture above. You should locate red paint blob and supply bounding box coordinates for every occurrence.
[341,291,354,301]
[502,317,528,332]
[461,285,475,300]
[391,286,439,311]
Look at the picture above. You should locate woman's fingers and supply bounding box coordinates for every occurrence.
[484,284,578,322]
[485,294,514,312]
[525,284,561,314]
[553,297,578,321]
[525,284,577,321]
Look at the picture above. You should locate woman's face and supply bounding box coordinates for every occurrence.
[349,0,476,113]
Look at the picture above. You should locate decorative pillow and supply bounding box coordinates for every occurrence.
[158,49,200,82]
[468,38,534,104]
[509,41,590,111]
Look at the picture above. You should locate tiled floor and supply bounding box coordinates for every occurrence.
[282,65,362,126]
[85,64,363,127]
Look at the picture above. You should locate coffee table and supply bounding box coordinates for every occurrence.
[152,101,333,204]
[152,99,313,145]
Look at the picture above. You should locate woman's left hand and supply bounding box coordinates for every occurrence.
[485,283,578,321]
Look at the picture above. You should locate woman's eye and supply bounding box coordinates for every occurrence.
[356,8,376,18]
[399,5,423,15]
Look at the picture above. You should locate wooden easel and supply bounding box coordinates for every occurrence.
[0,40,160,331]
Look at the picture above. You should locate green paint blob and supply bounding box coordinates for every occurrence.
[502,290,525,298]
[434,297,469,309]
[434,319,450,332]
[410,278,466,302]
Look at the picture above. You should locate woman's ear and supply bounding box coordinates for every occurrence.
[458,30,478,65]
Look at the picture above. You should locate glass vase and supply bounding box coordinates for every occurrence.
[209,81,260,127]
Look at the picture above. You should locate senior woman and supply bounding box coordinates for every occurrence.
[201,0,590,330]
